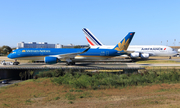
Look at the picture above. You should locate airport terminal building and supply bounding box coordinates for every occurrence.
[17,42,61,49]
[17,42,89,49]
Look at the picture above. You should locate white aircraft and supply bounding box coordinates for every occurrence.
[82,28,177,59]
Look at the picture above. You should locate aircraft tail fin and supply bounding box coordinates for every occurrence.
[82,28,103,46]
[113,32,135,51]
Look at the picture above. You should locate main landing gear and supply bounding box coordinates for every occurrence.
[66,61,76,65]
[65,59,76,65]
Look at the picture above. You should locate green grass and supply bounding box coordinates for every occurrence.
[54,96,60,100]
[68,101,74,104]
[2,74,180,107]
[2,103,10,107]
[50,71,180,89]
[25,99,33,105]
[65,93,76,100]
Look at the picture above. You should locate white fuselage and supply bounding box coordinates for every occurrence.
[90,45,177,57]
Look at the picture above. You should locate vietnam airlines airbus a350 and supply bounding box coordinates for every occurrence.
[83,28,177,59]
[8,32,135,65]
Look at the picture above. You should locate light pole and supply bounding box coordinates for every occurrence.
[174,39,176,46]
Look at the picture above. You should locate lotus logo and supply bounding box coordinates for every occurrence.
[115,38,130,51]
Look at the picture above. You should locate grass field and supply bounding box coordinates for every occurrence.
[1,56,180,107]
[1,78,180,108]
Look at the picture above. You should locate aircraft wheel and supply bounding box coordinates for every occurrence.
[14,62,19,65]
[66,62,70,66]
[66,62,75,66]
[72,62,75,65]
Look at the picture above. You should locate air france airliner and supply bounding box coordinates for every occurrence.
[83,28,177,59]
[8,32,135,65]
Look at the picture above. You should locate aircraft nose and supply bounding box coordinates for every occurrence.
[7,53,12,59]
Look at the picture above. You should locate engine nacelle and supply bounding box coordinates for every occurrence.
[130,52,140,58]
[44,57,58,64]
[140,53,149,59]
[178,49,180,53]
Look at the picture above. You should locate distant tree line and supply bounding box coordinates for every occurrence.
[0,46,13,55]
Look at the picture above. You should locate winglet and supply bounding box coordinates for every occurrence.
[113,32,135,51]
[82,28,103,46]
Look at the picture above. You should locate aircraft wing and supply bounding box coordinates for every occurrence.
[57,47,90,59]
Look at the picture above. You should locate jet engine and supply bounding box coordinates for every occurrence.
[44,57,58,64]
[140,53,149,59]
[130,53,149,59]
[130,52,140,58]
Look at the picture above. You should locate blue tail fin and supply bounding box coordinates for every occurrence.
[113,32,135,51]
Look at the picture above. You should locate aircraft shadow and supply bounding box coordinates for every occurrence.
[131,58,156,62]
[75,63,128,68]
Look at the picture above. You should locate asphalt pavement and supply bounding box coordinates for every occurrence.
[0,80,22,88]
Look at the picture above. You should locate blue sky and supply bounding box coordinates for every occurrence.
[0,0,180,47]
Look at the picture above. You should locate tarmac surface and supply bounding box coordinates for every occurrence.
[0,80,22,88]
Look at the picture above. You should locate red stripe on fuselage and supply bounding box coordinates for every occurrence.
[86,36,95,46]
